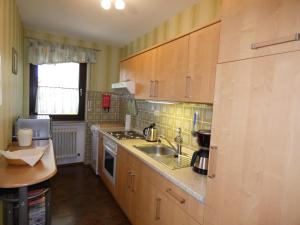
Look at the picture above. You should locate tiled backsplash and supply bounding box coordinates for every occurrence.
[85,91,121,163]
[120,98,213,150]
[85,92,213,162]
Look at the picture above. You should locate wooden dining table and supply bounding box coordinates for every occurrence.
[0,139,57,225]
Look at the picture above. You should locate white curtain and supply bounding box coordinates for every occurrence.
[27,38,97,65]
[35,63,80,115]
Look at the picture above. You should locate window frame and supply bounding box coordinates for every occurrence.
[29,63,87,121]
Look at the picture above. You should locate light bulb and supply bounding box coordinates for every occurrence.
[101,0,111,10]
[115,0,125,10]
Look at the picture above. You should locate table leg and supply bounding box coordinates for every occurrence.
[45,189,51,225]
[18,186,28,225]
[3,201,13,225]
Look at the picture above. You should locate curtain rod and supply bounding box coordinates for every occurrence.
[25,36,102,52]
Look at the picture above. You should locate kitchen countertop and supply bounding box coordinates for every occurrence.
[98,127,206,204]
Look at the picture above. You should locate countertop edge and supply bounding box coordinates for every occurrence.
[0,139,57,189]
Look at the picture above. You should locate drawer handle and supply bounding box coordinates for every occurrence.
[127,171,132,189]
[185,76,192,98]
[208,146,218,179]
[154,80,159,97]
[149,80,154,97]
[155,198,161,221]
[166,188,186,204]
[131,174,136,192]
[251,33,300,49]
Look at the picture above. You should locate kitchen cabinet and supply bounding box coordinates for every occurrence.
[116,146,143,224]
[120,21,220,103]
[155,36,189,101]
[119,55,141,82]
[115,146,131,216]
[187,22,220,103]
[136,162,203,225]
[135,49,157,99]
[219,0,300,63]
[114,144,204,225]
[205,51,300,225]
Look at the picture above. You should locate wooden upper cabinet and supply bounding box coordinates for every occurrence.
[205,51,300,225]
[135,49,157,100]
[219,0,300,63]
[155,36,189,101]
[119,55,141,82]
[187,22,220,103]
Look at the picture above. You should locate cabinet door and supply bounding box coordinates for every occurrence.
[135,49,157,100]
[187,22,220,103]
[155,36,189,101]
[205,51,300,225]
[219,0,300,63]
[116,146,131,215]
[133,164,153,225]
[119,55,141,82]
[127,154,143,224]
[151,188,172,225]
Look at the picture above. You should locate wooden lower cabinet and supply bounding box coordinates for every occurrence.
[205,51,300,225]
[115,145,204,225]
[116,146,131,216]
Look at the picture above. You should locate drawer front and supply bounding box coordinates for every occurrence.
[148,166,204,224]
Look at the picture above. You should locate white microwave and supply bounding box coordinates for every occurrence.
[16,115,51,140]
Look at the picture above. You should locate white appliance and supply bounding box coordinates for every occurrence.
[16,115,51,140]
[91,125,100,175]
[103,135,118,185]
[111,80,135,94]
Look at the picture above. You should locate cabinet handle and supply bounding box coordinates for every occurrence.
[131,174,136,192]
[166,188,186,204]
[154,80,159,97]
[251,33,300,49]
[127,171,132,189]
[155,198,161,221]
[149,80,154,97]
[185,76,191,98]
[208,146,218,179]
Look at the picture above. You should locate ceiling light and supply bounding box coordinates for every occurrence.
[101,0,111,10]
[115,0,126,10]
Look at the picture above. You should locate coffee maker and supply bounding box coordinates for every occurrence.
[190,130,211,175]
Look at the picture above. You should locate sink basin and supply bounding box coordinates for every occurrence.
[134,144,176,156]
[134,144,191,170]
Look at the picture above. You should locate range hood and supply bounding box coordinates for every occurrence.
[112,80,135,95]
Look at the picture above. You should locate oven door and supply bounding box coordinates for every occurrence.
[103,144,116,185]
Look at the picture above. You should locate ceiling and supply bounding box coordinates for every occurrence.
[16,0,199,46]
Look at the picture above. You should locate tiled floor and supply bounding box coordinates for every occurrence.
[51,165,131,225]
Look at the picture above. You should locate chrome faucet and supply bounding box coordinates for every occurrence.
[158,128,183,155]
[174,128,183,155]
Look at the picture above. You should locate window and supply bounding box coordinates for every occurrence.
[30,63,87,120]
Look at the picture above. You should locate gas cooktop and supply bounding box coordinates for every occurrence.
[107,131,144,140]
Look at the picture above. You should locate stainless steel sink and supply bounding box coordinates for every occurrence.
[133,144,191,170]
[134,144,177,156]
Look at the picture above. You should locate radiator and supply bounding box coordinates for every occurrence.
[52,128,78,164]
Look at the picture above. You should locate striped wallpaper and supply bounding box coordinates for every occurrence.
[120,0,222,59]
